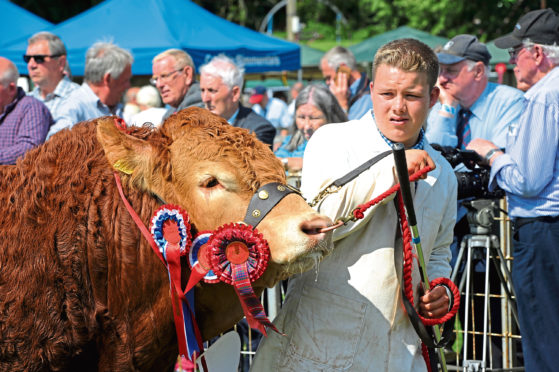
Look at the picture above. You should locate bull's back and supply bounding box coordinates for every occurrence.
[0,125,104,371]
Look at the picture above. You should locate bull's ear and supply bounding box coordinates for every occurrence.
[96,117,155,189]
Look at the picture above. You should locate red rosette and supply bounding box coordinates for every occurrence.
[206,222,270,285]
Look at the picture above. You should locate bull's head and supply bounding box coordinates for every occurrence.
[96,107,333,289]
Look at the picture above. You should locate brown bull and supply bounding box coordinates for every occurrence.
[0,107,332,371]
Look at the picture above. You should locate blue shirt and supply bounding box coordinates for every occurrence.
[49,82,123,139]
[426,82,524,151]
[347,77,373,120]
[29,76,79,120]
[252,97,291,130]
[274,135,307,158]
[490,67,559,218]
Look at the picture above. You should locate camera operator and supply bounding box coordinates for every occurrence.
[468,9,559,372]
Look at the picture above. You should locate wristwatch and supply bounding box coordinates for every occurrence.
[484,148,502,163]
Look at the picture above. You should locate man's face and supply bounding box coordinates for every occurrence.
[152,56,190,108]
[200,73,239,120]
[438,60,476,102]
[104,64,132,107]
[0,81,16,112]
[371,64,439,148]
[26,40,65,90]
[510,46,539,90]
[320,59,337,88]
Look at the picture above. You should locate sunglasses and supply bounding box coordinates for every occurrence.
[23,54,62,64]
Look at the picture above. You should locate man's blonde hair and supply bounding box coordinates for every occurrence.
[372,38,439,89]
[152,49,195,70]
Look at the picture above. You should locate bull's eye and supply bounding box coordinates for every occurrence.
[201,177,220,188]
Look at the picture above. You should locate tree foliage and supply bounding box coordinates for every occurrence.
[11,0,559,42]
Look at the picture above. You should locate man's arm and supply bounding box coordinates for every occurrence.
[0,101,52,165]
[49,100,82,139]
[425,102,459,147]
[471,101,559,196]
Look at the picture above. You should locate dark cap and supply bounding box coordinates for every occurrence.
[437,34,492,65]
[249,85,266,104]
[494,8,559,49]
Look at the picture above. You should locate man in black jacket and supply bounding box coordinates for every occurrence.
[199,55,275,147]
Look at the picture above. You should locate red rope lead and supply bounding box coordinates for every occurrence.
[343,165,460,371]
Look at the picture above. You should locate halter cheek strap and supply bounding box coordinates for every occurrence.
[244,183,301,227]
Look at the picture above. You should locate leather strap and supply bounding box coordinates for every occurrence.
[243,183,301,227]
[332,150,392,188]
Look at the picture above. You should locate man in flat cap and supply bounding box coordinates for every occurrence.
[426,34,524,151]
[468,9,559,371]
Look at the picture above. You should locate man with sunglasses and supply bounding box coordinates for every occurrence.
[468,8,559,372]
[25,32,79,121]
[49,42,133,139]
[151,49,203,120]
[0,57,52,165]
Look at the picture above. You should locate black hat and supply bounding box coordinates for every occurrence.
[437,35,492,65]
[494,8,559,49]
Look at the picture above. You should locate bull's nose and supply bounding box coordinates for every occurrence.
[300,215,332,236]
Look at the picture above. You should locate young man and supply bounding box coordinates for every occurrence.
[252,39,457,371]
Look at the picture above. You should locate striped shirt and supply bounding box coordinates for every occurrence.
[0,87,52,164]
[490,66,559,218]
[29,76,79,120]
[49,82,123,139]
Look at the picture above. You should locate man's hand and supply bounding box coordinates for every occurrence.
[436,82,459,118]
[404,149,436,179]
[467,138,503,165]
[418,285,450,319]
[329,68,350,111]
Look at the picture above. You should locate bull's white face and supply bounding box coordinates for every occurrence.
[97,108,333,289]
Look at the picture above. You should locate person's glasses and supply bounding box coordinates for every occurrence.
[23,54,62,64]
[150,68,184,85]
[296,115,325,123]
[508,46,525,61]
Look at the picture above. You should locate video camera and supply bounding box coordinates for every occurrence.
[431,144,505,200]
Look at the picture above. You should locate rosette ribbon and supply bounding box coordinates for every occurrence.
[206,223,282,336]
[150,205,202,363]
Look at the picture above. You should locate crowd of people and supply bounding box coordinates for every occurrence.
[1,7,558,372]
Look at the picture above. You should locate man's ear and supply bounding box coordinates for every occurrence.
[474,61,486,79]
[429,85,440,109]
[369,81,374,95]
[57,55,67,74]
[231,85,241,102]
[103,72,112,86]
[533,44,545,66]
[184,66,194,86]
